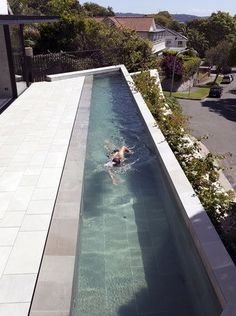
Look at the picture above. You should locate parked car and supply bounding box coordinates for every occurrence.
[221,74,233,84]
[208,85,223,98]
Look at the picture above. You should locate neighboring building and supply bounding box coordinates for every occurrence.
[0,0,58,110]
[155,24,188,51]
[94,16,188,54]
[94,16,166,54]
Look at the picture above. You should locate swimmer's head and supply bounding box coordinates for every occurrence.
[112,157,121,166]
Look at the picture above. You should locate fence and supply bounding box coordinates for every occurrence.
[28,49,126,82]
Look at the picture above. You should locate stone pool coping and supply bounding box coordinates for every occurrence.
[46,65,236,315]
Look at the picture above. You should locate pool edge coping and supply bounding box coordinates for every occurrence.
[47,65,236,316]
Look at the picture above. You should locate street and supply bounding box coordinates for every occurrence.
[179,76,236,190]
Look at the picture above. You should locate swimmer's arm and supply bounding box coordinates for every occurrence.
[108,169,118,185]
[124,146,134,154]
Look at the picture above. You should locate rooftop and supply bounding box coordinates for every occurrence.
[95,16,157,32]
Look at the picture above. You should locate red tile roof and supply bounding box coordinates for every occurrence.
[94,16,156,32]
[114,16,155,32]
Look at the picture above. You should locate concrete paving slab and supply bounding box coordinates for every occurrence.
[7,186,34,211]
[0,247,11,277]
[0,212,25,228]
[0,192,14,217]
[37,168,62,188]
[0,274,36,303]
[30,75,93,316]
[4,231,47,274]
[31,187,58,201]
[20,214,51,232]
[0,303,30,316]
[27,200,55,215]
[0,76,85,314]
[0,227,19,246]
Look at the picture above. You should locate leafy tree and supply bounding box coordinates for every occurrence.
[9,0,155,72]
[34,16,84,52]
[82,2,114,17]
[187,11,236,56]
[160,51,200,81]
[47,0,82,16]
[187,29,209,58]
[229,39,236,66]
[152,11,182,31]
[8,0,32,14]
[206,11,236,47]
[133,72,236,263]
[153,11,173,27]
[161,52,183,80]
[168,19,182,32]
[35,17,154,72]
[205,40,232,81]
[8,0,81,16]
[187,18,208,35]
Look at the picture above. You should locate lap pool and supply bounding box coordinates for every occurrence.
[70,72,221,316]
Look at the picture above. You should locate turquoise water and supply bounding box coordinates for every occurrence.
[71,73,221,316]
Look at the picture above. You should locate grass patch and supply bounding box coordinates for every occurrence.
[163,76,223,100]
[163,87,209,100]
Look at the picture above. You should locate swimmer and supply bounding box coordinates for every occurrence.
[104,146,132,185]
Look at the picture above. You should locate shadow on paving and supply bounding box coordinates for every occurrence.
[201,98,236,122]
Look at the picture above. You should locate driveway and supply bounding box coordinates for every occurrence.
[179,76,236,190]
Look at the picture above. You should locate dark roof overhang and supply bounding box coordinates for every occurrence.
[0,15,59,25]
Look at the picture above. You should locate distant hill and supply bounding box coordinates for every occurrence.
[115,12,208,23]
[171,14,208,23]
[115,12,144,17]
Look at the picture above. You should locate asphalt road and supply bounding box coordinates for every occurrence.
[179,76,236,190]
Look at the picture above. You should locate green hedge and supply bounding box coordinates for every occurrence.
[161,50,201,80]
[133,71,236,263]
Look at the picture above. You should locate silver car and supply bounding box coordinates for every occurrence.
[221,74,233,84]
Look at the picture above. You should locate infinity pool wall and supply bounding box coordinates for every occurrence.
[71,73,221,316]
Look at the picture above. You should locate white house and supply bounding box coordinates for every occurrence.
[155,24,188,51]
[95,16,188,54]
[94,16,166,53]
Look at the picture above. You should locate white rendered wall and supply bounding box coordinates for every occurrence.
[0,0,8,14]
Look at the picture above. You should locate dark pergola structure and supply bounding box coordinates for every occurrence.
[0,14,58,24]
[0,14,59,110]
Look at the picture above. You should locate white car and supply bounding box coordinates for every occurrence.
[221,74,233,84]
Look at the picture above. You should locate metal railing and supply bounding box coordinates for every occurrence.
[28,49,127,82]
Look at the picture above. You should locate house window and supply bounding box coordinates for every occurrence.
[152,33,158,41]
[177,41,183,47]
[166,40,171,46]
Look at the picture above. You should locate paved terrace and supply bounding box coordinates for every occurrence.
[0,77,85,315]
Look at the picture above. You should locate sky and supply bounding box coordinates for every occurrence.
[79,0,236,16]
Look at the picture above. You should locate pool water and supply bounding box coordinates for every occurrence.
[71,73,221,316]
